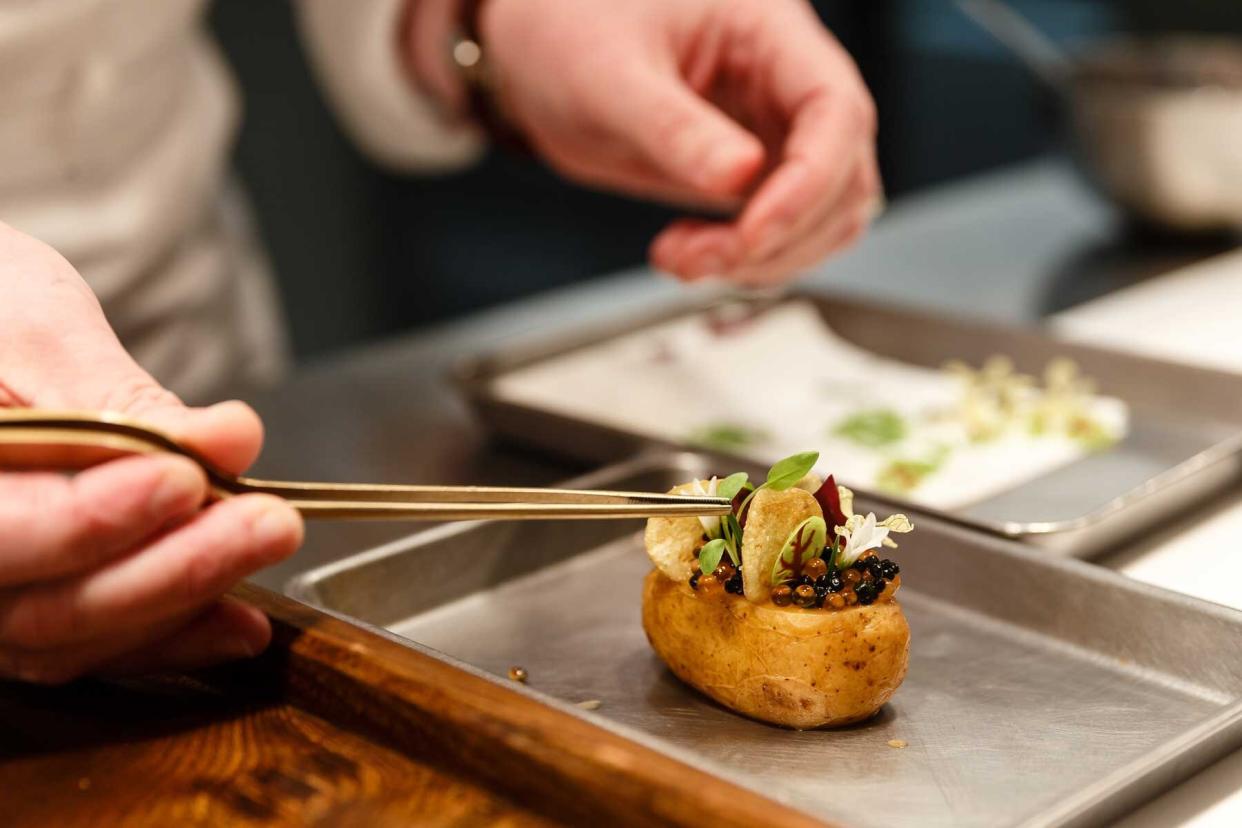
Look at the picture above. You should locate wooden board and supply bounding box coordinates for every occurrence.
[0,584,826,827]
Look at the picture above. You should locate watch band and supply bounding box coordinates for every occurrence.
[452,0,531,152]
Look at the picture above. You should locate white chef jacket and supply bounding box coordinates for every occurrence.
[0,0,482,402]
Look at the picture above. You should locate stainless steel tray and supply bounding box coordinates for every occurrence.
[455,292,1242,556]
[288,453,1242,828]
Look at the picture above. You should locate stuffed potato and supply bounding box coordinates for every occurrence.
[641,452,914,729]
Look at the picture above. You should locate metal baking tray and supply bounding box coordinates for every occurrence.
[288,453,1242,828]
[455,292,1242,556]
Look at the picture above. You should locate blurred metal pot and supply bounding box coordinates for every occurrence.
[958,0,1242,234]
[1069,37,1242,233]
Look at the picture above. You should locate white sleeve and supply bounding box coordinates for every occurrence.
[294,0,485,172]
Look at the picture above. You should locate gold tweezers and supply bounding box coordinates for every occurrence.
[0,410,731,521]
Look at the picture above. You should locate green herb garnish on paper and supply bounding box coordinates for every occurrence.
[876,446,950,495]
[687,423,769,453]
[833,409,907,448]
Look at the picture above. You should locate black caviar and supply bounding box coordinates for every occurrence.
[686,541,901,611]
[816,573,844,593]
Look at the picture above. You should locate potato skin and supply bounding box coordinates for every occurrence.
[642,570,909,729]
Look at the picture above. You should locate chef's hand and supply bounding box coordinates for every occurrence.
[407,0,880,286]
[0,222,303,684]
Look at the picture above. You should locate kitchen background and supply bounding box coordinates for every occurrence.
[210,0,1242,360]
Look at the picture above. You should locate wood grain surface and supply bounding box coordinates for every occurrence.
[0,672,556,827]
[0,584,828,827]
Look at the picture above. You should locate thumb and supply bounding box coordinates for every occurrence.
[0,226,264,475]
[605,67,765,198]
[123,398,266,477]
[60,347,264,474]
[61,369,263,477]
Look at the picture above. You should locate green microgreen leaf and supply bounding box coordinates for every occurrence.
[699,539,727,576]
[720,514,742,567]
[736,451,822,522]
[765,451,820,491]
[770,516,828,586]
[716,472,750,502]
[827,536,844,571]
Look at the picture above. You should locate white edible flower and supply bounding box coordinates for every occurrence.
[878,514,914,548]
[836,513,887,566]
[692,476,722,539]
[879,514,913,533]
[835,511,914,565]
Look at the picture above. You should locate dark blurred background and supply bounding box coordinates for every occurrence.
[209,1,1242,360]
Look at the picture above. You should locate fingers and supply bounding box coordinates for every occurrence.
[0,206,284,687]
[0,494,302,651]
[97,599,272,677]
[541,152,746,215]
[650,219,742,282]
[0,222,267,475]
[0,599,271,685]
[82,378,264,475]
[0,399,265,476]
[659,205,864,287]
[652,142,878,282]
[0,455,207,587]
[734,80,876,263]
[135,399,266,476]
[594,65,766,199]
[741,28,877,265]
[647,5,879,286]
[727,197,870,287]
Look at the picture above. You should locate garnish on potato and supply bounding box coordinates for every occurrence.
[641,452,914,729]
